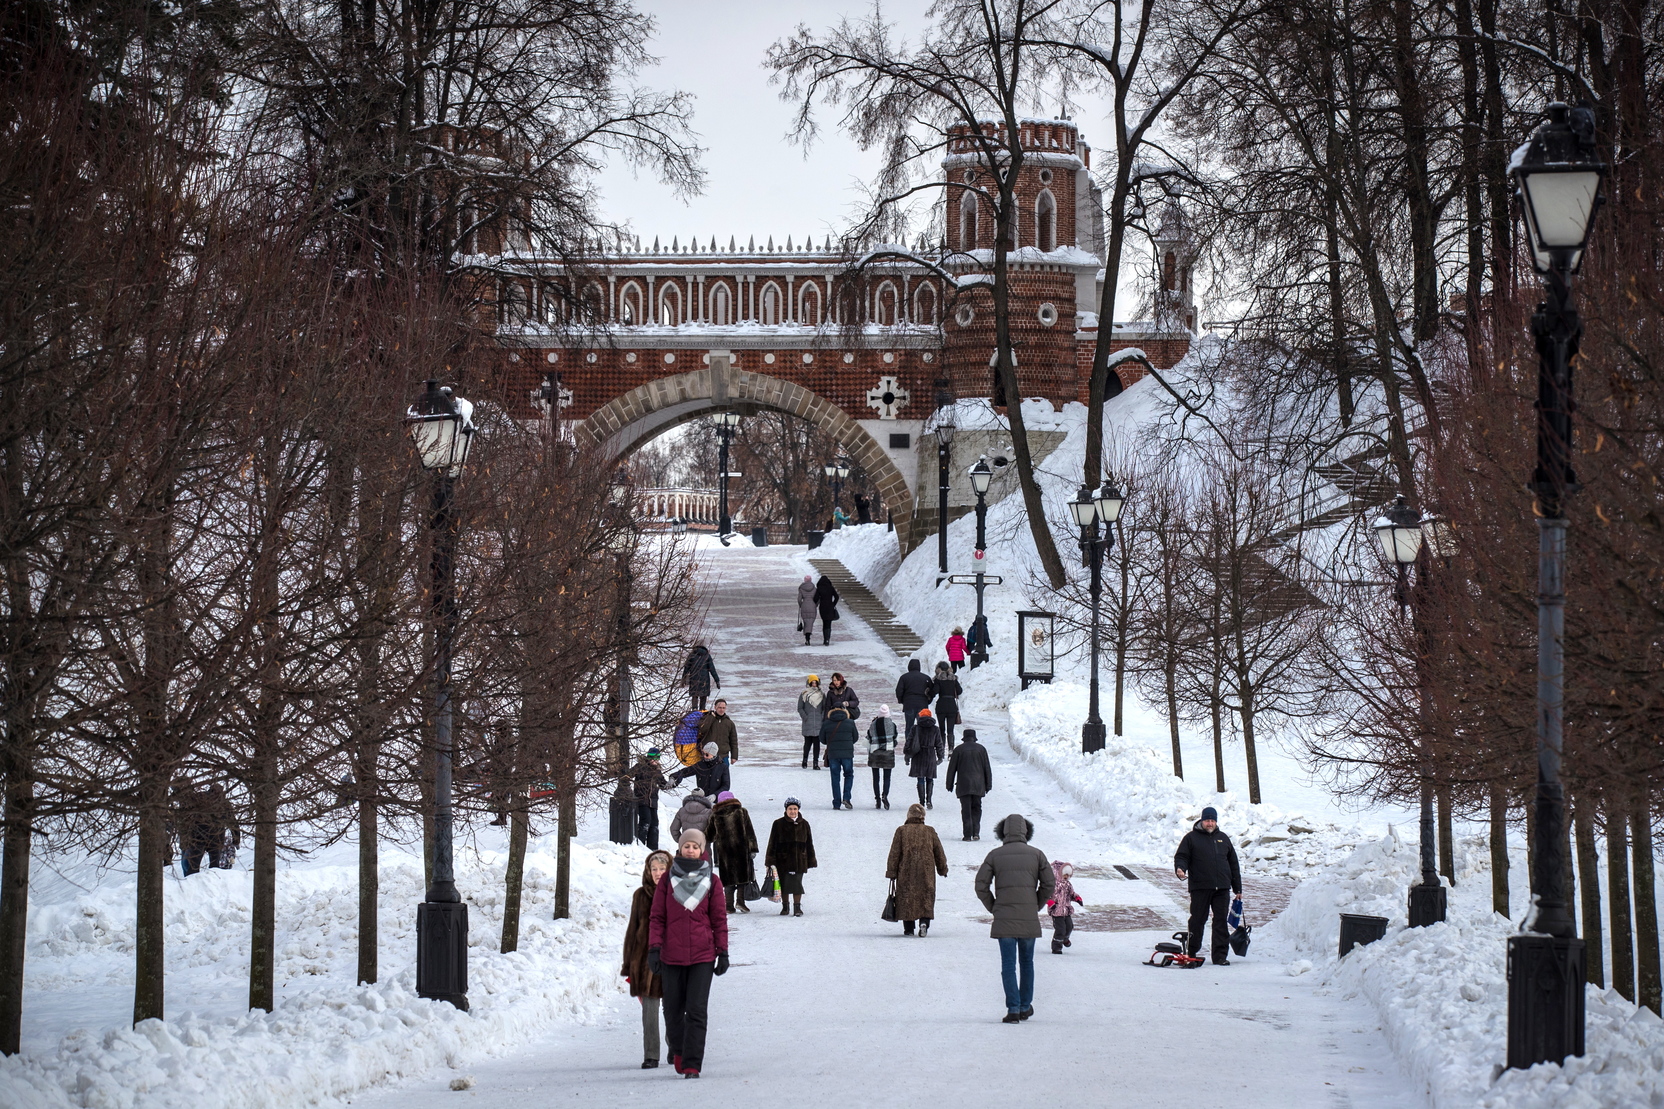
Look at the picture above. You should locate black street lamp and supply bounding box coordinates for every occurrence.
[715,411,741,543]
[404,380,476,1012]
[1506,100,1603,1072]
[824,456,851,527]
[933,380,957,580]
[606,472,636,845]
[1373,495,1445,928]
[1070,479,1124,754]
[967,456,994,667]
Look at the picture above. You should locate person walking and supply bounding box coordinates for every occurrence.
[648,829,729,1079]
[669,789,714,842]
[944,728,992,840]
[697,699,739,770]
[894,658,935,737]
[670,743,730,797]
[707,791,759,914]
[904,708,945,809]
[682,644,720,711]
[932,662,963,749]
[812,574,841,645]
[867,704,898,810]
[629,748,670,849]
[1173,806,1242,966]
[765,798,816,916]
[886,803,949,936]
[823,672,860,721]
[975,814,1055,1023]
[796,675,825,770]
[796,576,819,646]
[622,849,672,1067]
[1047,861,1084,954]
[820,706,859,810]
[946,627,968,672]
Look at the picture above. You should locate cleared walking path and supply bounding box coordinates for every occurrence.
[360,545,1416,1109]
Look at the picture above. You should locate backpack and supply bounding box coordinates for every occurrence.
[673,710,706,766]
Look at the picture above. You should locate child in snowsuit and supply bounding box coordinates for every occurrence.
[1047,860,1083,953]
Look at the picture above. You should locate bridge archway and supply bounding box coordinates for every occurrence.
[573,355,915,543]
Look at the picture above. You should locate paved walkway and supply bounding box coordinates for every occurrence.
[806,555,923,656]
[361,545,1415,1109]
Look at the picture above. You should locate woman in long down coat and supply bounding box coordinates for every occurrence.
[812,575,840,645]
[886,803,948,936]
[682,644,719,710]
[932,661,963,749]
[904,708,945,808]
[796,576,818,646]
[706,791,758,914]
[765,798,816,916]
[622,850,672,1067]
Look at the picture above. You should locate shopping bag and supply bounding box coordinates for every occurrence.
[1228,896,1251,957]
[881,879,899,922]
[766,866,781,903]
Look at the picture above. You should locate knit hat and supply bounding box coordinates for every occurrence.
[1201,806,1219,821]
[961,728,977,742]
[716,791,736,803]
[645,747,662,759]
[807,674,819,684]
[677,828,706,852]
[878,704,891,717]
[702,742,718,757]
[917,707,932,718]
[784,797,801,810]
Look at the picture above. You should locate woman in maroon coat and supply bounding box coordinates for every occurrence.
[648,828,729,1079]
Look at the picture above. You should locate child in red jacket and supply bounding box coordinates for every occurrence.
[946,627,968,672]
[1047,860,1084,954]
[648,829,729,1078]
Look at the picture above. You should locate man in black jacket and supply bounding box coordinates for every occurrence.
[894,659,935,736]
[1173,806,1242,965]
[944,728,993,841]
[629,749,670,848]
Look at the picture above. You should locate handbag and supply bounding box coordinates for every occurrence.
[881,879,899,923]
[828,606,840,621]
[1228,896,1251,957]
[741,859,763,902]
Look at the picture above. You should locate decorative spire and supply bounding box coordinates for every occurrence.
[786,236,793,251]
[767,235,774,252]
[653,236,660,252]
[729,235,736,251]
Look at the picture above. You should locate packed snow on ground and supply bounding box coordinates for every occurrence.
[0,816,665,1109]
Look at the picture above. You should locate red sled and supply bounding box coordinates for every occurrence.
[1145,931,1206,968]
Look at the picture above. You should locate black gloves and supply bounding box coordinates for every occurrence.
[714,952,729,976]
[647,948,663,976]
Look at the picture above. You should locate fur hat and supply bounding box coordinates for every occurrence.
[907,803,926,820]
[784,797,801,810]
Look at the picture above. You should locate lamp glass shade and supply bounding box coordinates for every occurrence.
[718,410,741,428]
[1095,482,1125,524]
[969,459,993,495]
[1373,517,1423,564]
[934,418,956,446]
[1518,168,1602,272]
[836,461,850,479]
[1421,516,1455,558]
[1069,487,1098,527]
[823,464,836,478]
[405,388,475,476]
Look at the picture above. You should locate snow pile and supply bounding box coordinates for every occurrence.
[1005,681,1364,875]
[814,523,900,589]
[1,833,646,1109]
[1264,836,1664,1109]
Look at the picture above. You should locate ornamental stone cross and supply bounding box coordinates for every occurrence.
[866,375,910,420]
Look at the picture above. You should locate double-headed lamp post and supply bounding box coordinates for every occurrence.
[715,411,741,541]
[966,457,994,667]
[606,472,637,845]
[1069,480,1125,754]
[1374,496,1445,928]
[404,380,476,1012]
[1506,100,1604,1072]
[824,457,851,526]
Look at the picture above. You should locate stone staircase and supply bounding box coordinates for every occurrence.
[807,557,925,658]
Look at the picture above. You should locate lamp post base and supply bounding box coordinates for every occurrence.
[1408,881,1447,927]
[1081,720,1106,754]
[608,790,635,845]
[416,901,470,1011]
[1506,933,1584,1070]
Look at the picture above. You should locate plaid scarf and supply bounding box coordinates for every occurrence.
[670,856,713,911]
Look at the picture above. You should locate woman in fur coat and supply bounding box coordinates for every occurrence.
[885,803,949,936]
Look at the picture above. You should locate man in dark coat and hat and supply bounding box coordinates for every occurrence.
[894,659,935,736]
[1174,806,1242,965]
[944,728,993,841]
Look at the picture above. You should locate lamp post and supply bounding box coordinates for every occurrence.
[824,456,851,527]
[933,381,957,579]
[1506,100,1603,1071]
[715,411,741,542]
[404,380,476,1012]
[1373,495,1446,927]
[1070,480,1124,754]
[606,472,636,844]
[967,457,994,667]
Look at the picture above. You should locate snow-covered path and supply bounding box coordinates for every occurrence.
[360,545,1416,1109]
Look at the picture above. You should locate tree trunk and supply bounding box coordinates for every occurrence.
[1239,696,1261,805]
[1610,808,1635,1001]
[1437,782,1456,886]
[1165,664,1183,780]
[501,798,529,953]
[1631,805,1660,1015]
[1489,783,1510,916]
[554,794,573,921]
[133,789,168,1025]
[0,771,32,1054]
[357,783,378,985]
[249,765,278,1012]
[1574,797,1604,988]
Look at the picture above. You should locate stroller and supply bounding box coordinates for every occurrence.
[1144,930,1206,969]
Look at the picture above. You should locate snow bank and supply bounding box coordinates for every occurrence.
[1,835,645,1109]
[1265,835,1664,1109]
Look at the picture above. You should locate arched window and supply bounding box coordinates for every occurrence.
[799,284,822,326]
[914,283,937,325]
[710,282,732,326]
[659,283,682,326]
[760,282,782,325]
[619,281,644,325]
[1035,189,1057,252]
[874,281,898,326]
[959,192,979,251]
[1162,251,1177,291]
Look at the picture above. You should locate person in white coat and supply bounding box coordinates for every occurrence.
[796,675,825,770]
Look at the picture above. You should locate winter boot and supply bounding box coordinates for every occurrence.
[1001,1012,1021,1024]
[918,920,930,937]
[1019,1007,1033,1021]
[903,920,915,936]
[642,1060,659,1069]
[883,796,891,810]
[1051,940,1063,954]
[779,899,791,916]
[793,896,803,917]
